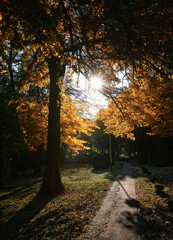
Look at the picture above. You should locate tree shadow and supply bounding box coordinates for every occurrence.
[91,168,110,174]
[15,207,82,240]
[0,186,24,201]
[117,210,139,231]
[118,203,173,240]
[13,208,63,239]
[0,191,53,239]
[0,177,42,201]
[116,164,173,239]
[138,205,173,239]
[122,170,173,239]
[156,190,170,199]
[104,172,116,181]
[125,198,140,208]
[62,163,91,170]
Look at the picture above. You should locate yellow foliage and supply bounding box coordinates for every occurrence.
[16,89,95,152]
[0,69,8,74]
[98,62,173,139]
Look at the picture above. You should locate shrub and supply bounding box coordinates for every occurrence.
[141,167,151,176]
[91,153,110,170]
[149,175,158,182]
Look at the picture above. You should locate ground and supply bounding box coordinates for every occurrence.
[1,162,172,240]
[0,163,122,240]
[134,166,173,240]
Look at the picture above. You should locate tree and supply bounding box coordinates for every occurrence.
[92,119,109,153]
[1,0,173,191]
[0,39,25,188]
[16,87,95,153]
[96,0,173,137]
[94,0,173,166]
[1,0,106,194]
[98,61,173,139]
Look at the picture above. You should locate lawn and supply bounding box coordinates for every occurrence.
[0,163,120,240]
[134,166,173,240]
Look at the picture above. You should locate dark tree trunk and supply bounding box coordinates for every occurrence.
[10,154,18,180]
[40,56,65,195]
[34,146,42,176]
[0,157,4,189]
[8,42,15,95]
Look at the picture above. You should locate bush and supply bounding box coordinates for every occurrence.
[91,153,110,170]
[154,182,165,192]
[149,175,158,182]
[141,167,151,176]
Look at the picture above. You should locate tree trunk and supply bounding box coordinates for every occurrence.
[0,157,4,189]
[40,56,65,195]
[34,146,42,176]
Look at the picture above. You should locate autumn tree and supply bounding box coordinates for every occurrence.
[97,0,173,162]
[90,0,173,166]
[16,86,95,154]
[1,0,107,194]
[1,0,173,190]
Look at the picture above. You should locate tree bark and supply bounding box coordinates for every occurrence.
[34,146,41,176]
[40,56,65,195]
[0,157,4,189]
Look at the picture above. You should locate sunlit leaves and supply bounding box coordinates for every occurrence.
[16,86,95,152]
[98,59,173,140]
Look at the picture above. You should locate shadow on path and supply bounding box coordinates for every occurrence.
[117,163,173,240]
[116,176,131,199]
[125,198,140,208]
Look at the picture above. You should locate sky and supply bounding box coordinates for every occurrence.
[72,73,108,116]
[71,70,129,117]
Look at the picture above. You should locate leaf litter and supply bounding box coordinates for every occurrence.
[135,167,173,240]
[0,164,114,240]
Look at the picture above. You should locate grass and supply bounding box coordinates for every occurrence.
[0,163,122,240]
[134,167,173,240]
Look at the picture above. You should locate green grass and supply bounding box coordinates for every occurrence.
[135,168,173,240]
[0,163,121,240]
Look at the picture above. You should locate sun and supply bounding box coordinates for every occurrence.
[90,76,102,90]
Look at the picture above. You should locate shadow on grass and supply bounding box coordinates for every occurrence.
[118,206,172,239]
[137,205,173,239]
[91,168,119,181]
[156,190,170,199]
[17,207,83,240]
[0,177,42,201]
[132,167,173,239]
[104,172,116,181]
[0,191,53,239]
[117,196,173,239]
[0,186,24,201]
[91,168,110,174]
[19,208,63,239]
[62,163,91,170]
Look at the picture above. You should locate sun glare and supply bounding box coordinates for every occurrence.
[91,76,102,90]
